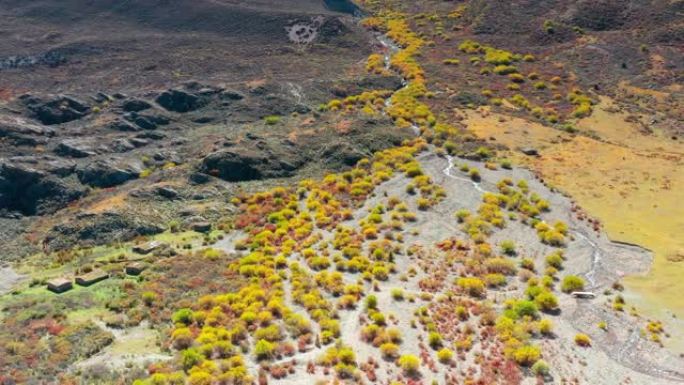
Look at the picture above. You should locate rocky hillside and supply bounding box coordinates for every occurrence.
[0,1,682,384]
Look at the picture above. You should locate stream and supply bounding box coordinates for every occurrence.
[443,155,486,193]
[442,155,607,291]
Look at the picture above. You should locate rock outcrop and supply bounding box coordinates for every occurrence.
[46,212,164,250]
[156,89,207,113]
[200,145,303,182]
[76,158,142,188]
[21,94,91,125]
[0,160,85,215]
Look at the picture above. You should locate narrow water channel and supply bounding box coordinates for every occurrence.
[323,0,364,16]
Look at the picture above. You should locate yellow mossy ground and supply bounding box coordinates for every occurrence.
[463,99,684,351]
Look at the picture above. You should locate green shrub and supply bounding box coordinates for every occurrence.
[484,48,515,65]
[543,20,555,34]
[398,354,421,374]
[458,40,482,54]
[436,347,453,363]
[534,291,559,312]
[254,339,275,359]
[493,65,518,75]
[531,359,550,375]
[469,168,481,182]
[380,342,399,358]
[264,115,281,125]
[181,348,204,370]
[391,288,404,301]
[512,300,538,319]
[365,295,378,310]
[508,73,525,83]
[545,252,564,269]
[484,273,507,288]
[539,318,553,335]
[172,308,194,325]
[428,332,443,349]
[500,240,516,255]
[513,345,541,366]
[456,277,486,297]
[561,275,585,293]
[574,333,591,347]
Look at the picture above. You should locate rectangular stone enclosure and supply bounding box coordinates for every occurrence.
[75,270,109,286]
[47,278,73,293]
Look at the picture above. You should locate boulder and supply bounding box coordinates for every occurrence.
[220,90,245,101]
[121,99,152,112]
[76,158,141,188]
[124,112,170,130]
[200,145,304,182]
[0,161,85,215]
[55,139,96,158]
[21,94,90,125]
[110,138,136,153]
[0,116,55,146]
[323,142,366,166]
[108,119,140,132]
[189,172,210,185]
[191,221,212,233]
[520,147,540,156]
[129,138,149,147]
[93,92,114,103]
[0,116,55,141]
[155,186,179,199]
[156,89,207,112]
[201,149,266,181]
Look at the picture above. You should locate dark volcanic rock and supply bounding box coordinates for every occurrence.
[220,90,245,101]
[124,112,170,130]
[46,212,164,250]
[318,17,352,43]
[108,119,140,132]
[189,172,210,185]
[0,161,85,215]
[21,94,90,125]
[0,116,54,145]
[200,146,303,182]
[322,142,366,166]
[201,150,266,181]
[111,138,136,153]
[155,186,179,199]
[156,89,207,112]
[122,99,152,112]
[76,159,141,188]
[55,139,96,158]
